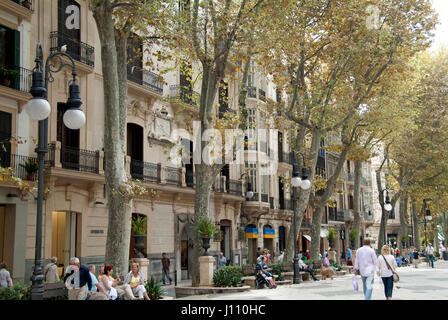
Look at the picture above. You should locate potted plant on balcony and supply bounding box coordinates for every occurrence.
[20,159,39,181]
[131,215,147,258]
[196,215,219,256]
[22,0,32,10]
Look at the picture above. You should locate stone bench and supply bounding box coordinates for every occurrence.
[241,276,256,288]
[342,266,354,274]
[282,271,312,282]
[336,270,347,276]
[43,282,68,300]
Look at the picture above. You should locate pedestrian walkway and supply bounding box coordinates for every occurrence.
[174,260,448,300]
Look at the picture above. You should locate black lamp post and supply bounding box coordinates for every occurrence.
[291,153,311,284]
[380,189,393,245]
[26,44,85,300]
[424,208,432,248]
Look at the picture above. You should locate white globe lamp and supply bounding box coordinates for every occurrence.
[26,98,51,121]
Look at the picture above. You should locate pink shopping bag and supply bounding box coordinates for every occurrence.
[352,275,358,291]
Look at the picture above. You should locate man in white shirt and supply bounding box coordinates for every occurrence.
[354,238,377,300]
[426,243,435,268]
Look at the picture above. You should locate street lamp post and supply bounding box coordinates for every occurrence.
[424,208,432,248]
[291,153,311,284]
[26,44,85,300]
[381,189,393,245]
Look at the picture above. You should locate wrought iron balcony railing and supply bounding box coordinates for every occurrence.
[247,86,257,98]
[164,166,182,186]
[0,65,32,93]
[170,85,200,107]
[131,159,160,182]
[50,31,95,67]
[60,146,99,173]
[329,209,344,222]
[227,179,243,196]
[127,68,163,94]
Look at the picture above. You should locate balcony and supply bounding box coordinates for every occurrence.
[338,209,352,221]
[279,152,293,164]
[1,154,38,181]
[246,86,267,103]
[258,88,266,102]
[329,209,344,222]
[8,0,33,10]
[58,146,99,174]
[0,0,33,23]
[269,197,274,209]
[247,192,259,202]
[50,32,95,67]
[261,193,269,203]
[170,85,199,107]
[0,65,32,93]
[279,198,293,211]
[247,86,257,98]
[226,179,243,196]
[164,166,182,186]
[131,159,160,183]
[127,68,163,94]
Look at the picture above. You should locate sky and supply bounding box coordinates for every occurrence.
[431,0,448,49]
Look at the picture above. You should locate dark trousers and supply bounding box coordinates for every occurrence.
[381,276,394,298]
[429,254,434,268]
[162,269,172,284]
[301,267,318,280]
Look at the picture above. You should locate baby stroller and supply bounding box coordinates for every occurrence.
[254,264,276,289]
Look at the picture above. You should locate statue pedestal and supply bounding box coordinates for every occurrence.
[131,258,150,280]
[199,256,215,286]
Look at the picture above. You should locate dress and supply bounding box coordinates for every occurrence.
[100,277,118,300]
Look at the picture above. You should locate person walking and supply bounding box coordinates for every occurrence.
[44,257,59,283]
[346,247,352,266]
[412,249,419,268]
[0,262,13,288]
[354,239,377,300]
[219,252,227,268]
[161,252,172,285]
[64,257,92,300]
[377,245,398,300]
[426,243,435,268]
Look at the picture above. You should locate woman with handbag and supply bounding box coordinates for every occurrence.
[377,245,399,300]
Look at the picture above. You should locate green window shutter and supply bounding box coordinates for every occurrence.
[14,29,20,68]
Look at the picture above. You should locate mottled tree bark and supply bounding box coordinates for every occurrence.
[398,193,408,250]
[91,1,131,276]
[352,160,362,250]
[284,128,322,263]
[310,141,349,261]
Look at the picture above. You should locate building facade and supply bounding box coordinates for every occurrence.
[0,0,301,283]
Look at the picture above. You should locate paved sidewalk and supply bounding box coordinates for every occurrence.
[175,260,448,300]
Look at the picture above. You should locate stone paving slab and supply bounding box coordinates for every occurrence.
[175,260,448,300]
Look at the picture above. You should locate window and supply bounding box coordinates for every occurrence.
[348,194,354,210]
[247,109,257,150]
[246,162,257,192]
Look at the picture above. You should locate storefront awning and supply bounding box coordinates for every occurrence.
[303,235,311,242]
